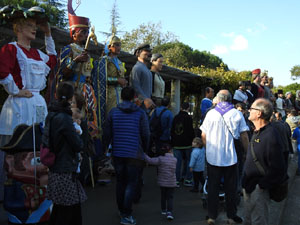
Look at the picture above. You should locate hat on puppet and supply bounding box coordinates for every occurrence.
[252,68,261,80]
[68,0,90,37]
[134,43,151,56]
[0,5,48,25]
[108,34,121,46]
[104,34,121,55]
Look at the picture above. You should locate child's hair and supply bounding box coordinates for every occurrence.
[193,137,203,148]
[235,102,246,111]
[73,89,85,110]
[56,82,74,107]
[160,143,172,155]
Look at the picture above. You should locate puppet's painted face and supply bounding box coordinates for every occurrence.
[5,152,48,186]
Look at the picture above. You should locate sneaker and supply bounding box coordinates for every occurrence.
[166,212,174,220]
[184,179,193,187]
[190,189,199,193]
[206,217,215,225]
[227,215,243,224]
[161,210,167,215]
[176,181,180,188]
[120,215,136,225]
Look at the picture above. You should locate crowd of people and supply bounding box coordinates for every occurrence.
[0,2,299,225]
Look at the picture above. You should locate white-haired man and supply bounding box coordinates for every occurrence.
[201,90,249,225]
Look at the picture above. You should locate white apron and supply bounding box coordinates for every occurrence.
[0,42,50,135]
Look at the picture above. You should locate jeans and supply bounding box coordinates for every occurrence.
[243,185,270,225]
[160,187,174,212]
[173,148,192,181]
[192,171,205,191]
[207,163,238,219]
[113,157,143,216]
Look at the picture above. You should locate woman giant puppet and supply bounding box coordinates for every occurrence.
[0,6,57,201]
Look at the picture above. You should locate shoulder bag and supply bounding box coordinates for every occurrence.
[40,113,57,167]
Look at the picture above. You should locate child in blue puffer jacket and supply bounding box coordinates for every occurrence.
[189,137,205,193]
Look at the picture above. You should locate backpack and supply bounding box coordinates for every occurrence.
[150,108,167,140]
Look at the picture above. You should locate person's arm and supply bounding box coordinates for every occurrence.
[292,129,298,140]
[251,83,258,99]
[201,132,206,148]
[131,66,147,100]
[0,44,20,96]
[144,154,160,165]
[38,22,57,69]
[167,113,173,139]
[189,151,196,169]
[240,131,249,156]
[140,110,150,151]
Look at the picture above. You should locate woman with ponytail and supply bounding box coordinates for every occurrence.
[42,82,86,225]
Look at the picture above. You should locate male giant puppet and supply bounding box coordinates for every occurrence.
[58,0,98,138]
[93,34,127,132]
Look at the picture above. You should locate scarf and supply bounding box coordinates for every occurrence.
[214,102,234,116]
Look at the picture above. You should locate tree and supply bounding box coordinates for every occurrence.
[0,0,67,28]
[290,65,300,80]
[99,0,122,40]
[121,22,178,53]
[153,42,228,70]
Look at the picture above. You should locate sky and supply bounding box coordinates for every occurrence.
[75,0,300,87]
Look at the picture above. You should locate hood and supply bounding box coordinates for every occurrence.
[117,101,140,113]
[48,100,72,116]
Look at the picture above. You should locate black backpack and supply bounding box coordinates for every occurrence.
[150,108,167,140]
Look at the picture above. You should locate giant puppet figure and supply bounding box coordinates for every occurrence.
[58,0,98,138]
[0,5,56,223]
[92,34,127,132]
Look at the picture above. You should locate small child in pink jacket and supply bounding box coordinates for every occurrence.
[144,144,177,220]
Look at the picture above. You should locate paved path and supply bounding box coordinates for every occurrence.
[0,166,234,225]
[0,159,298,225]
[280,169,300,225]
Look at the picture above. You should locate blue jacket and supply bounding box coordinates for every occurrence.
[189,147,205,172]
[150,106,173,141]
[104,101,150,160]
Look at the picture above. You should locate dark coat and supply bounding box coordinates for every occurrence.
[42,101,84,173]
[171,111,195,149]
[242,123,287,193]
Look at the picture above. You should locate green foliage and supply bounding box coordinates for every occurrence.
[0,0,67,28]
[153,42,227,70]
[274,82,300,97]
[290,65,300,80]
[154,42,192,67]
[121,22,178,53]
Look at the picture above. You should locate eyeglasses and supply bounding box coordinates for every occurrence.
[249,107,260,111]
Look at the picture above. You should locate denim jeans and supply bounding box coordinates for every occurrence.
[173,148,192,182]
[160,187,174,212]
[113,157,143,216]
